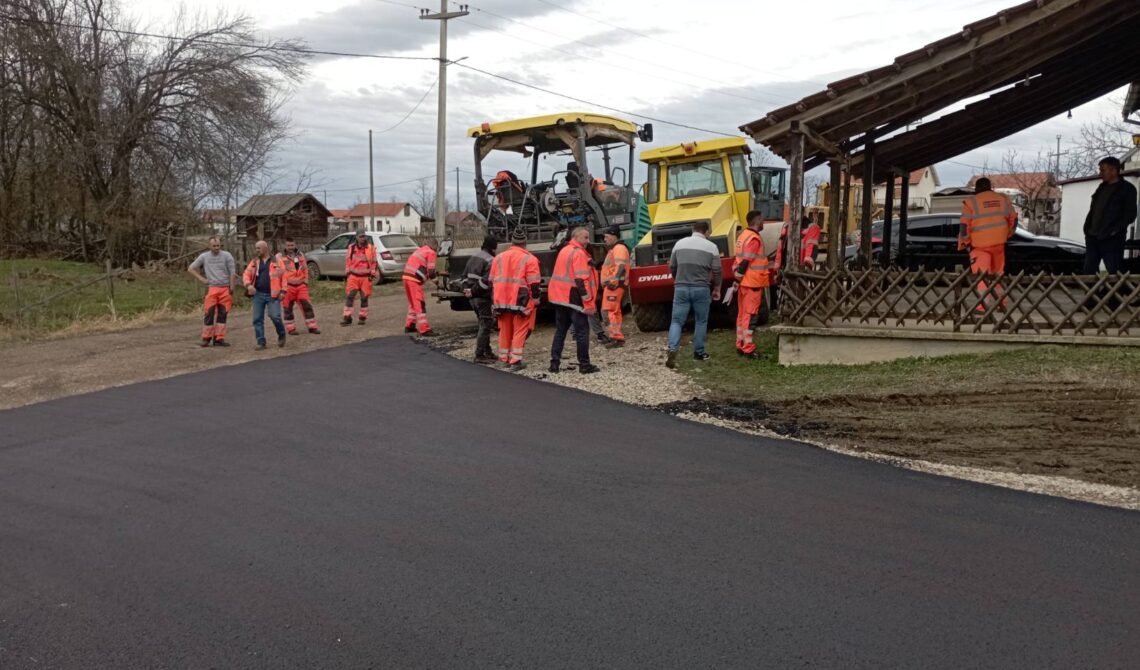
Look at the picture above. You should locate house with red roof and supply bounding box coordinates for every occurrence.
[345,202,423,234]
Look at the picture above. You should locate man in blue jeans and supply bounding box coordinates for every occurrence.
[242,240,288,351]
[666,221,722,368]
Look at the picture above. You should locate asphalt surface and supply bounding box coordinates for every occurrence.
[1,338,1138,669]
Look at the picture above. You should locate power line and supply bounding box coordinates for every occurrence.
[452,62,739,137]
[0,12,438,62]
[375,77,438,134]
[324,173,438,193]
[459,3,797,106]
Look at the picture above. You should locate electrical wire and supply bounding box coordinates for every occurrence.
[450,61,739,137]
[374,77,439,134]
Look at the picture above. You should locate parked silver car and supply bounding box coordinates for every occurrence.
[305,232,420,282]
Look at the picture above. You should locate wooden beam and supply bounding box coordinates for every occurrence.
[859,139,875,268]
[786,122,806,272]
[799,123,843,160]
[881,174,895,267]
[827,160,843,269]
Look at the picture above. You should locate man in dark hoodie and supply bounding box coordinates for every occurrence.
[1083,156,1138,274]
[462,235,499,364]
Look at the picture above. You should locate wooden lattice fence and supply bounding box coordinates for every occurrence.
[780,268,1140,338]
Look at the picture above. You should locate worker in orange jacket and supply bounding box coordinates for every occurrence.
[732,210,770,359]
[277,237,319,335]
[403,238,440,336]
[490,227,542,369]
[243,240,288,350]
[960,177,1017,310]
[187,236,237,347]
[342,231,378,326]
[599,225,630,347]
[548,226,599,374]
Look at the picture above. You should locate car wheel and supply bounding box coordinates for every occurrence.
[307,261,321,280]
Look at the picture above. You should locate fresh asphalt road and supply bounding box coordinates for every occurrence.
[1,338,1137,669]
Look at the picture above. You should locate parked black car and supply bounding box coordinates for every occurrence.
[845,214,1086,273]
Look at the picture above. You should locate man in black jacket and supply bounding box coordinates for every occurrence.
[1083,156,1138,274]
[463,235,499,364]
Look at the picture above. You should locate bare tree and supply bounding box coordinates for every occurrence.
[996,149,1061,236]
[1066,110,1135,176]
[412,177,444,219]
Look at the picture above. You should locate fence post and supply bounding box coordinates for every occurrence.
[105,259,116,319]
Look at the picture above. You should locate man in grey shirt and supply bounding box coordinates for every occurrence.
[188,236,237,347]
[666,220,722,368]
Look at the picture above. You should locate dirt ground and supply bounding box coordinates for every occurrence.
[3,292,1137,508]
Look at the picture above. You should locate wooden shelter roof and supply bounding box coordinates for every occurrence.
[740,0,1140,182]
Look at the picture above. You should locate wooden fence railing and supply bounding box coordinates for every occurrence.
[780,268,1140,338]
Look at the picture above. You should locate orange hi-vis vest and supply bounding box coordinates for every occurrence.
[960,191,1017,249]
[277,251,308,286]
[733,228,769,288]
[548,239,597,312]
[403,245,438,284]
[490,245,541,313]
[600,243,630,286]
[243,256,287,296]
[345,242,378,277]
[801,223,821,264]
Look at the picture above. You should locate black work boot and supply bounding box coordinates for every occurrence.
[579,363,600,374]
[548,361,560,373]
[341,316,353,326]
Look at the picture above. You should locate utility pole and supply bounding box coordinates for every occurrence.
[1048,134,1067,178]
[369,129,375,233]
[455,166,460,214]
[420,2,468,237]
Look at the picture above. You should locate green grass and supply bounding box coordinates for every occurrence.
[0,259,399,340]
[678,328,1140,403]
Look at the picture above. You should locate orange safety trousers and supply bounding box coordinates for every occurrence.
[283,284,318,333]
[497,312,531,364]
[970,245,1007,311]
[736,286,764,354]
[344,275,373,320]
[602,287,624,341]
[403,278,430,333]
[201,286,232,342]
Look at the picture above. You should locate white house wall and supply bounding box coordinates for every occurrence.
[1059,176,1140,243]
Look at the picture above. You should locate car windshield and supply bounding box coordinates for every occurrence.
[380,234,417,248]
[667,159,726,199]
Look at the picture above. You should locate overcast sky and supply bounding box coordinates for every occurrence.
[130,0,1130,209]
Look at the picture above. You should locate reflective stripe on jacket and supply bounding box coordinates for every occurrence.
[277,252,308,286]
[345,243,378,277]
[547,240,596,312]
[490,245,541,313]
[403,246,438,284]
[243,256,287,296]
[801,223,821,264]
[733,228,769,288]
[601,243,630,286]
[462,249,495,298]
[960,192,1016,249]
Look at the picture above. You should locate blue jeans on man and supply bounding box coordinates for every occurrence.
[252,292,286,346]
[667,284,711,355]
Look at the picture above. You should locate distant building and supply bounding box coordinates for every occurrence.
[234,193,331,240]
[327,208,352,233]
[967,172,1060,236]
[444,210,487,237]
[873,166,941,214]
[346,202,423,234]
[1058,167,1140,243]
[929,186,975,215]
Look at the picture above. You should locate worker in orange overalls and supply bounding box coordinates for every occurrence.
[732,210,770,359]
[490,227,542,369]
[187,236,237,347]
[599,225,629,347]
[960,177,1017,310]
[342,231,378,326]
[403,238,440,336]
[277,237,320,335]
[548,226,599,374]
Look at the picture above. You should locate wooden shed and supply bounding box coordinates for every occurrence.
[235,193,331,241]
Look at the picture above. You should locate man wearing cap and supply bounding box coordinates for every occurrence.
[462,235,499,364]
[343,231,378,326]
[598,225,629,346]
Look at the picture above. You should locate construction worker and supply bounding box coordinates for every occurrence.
[733,210,770,359]
[548,226,599,374]
[403,238,440,336]
[490,227,541,369]
[343,231,378,325]
[800,213,823,269]
[599,225,629,346]
[243,240,288,350]
[462,235,498,364]
[960,177,1017,310]
[665,220,721,368]
[277,237,319,335]
[188,236,236,347]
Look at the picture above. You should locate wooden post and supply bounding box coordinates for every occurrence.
[898,175,910,269]
[105,259,116,319]
[881,173,895,267]
[787,121,806,272]
[859,138,875,268]
[827,160,842,269]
